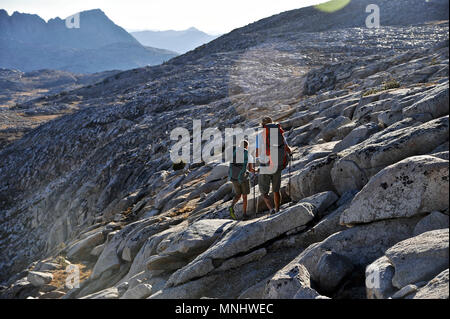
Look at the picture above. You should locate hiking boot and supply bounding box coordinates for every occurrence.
[270,209,276,215]
[242,215,249,221]
[229,206,237,220]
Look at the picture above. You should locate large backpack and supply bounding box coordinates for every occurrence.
[262,123,290,170]
[229,147,248,182]
[264,123,285,149]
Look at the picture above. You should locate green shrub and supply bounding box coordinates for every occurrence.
[429,57,438,66]
[383,78,401,90]
[363,78,401,97]
[55,255,69,268]
[362,88,381,97]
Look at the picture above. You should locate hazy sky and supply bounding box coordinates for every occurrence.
[0,0,328,34]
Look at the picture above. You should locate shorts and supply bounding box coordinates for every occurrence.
[258,169,282,195]
[232,179,251,196]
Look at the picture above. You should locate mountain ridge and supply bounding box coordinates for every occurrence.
[168,0,449,65]
[0,9,178,73]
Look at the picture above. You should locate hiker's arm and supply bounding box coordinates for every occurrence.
[285,143,292,154]
[281,128,292,154]
[255,134,260,158]
[248,162,257,174]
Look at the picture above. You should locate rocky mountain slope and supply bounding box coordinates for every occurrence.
[0,9,178,73]
[0,0,448,299]
[131,27,219,54]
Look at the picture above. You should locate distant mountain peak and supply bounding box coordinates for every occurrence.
[83,8,106,14]
[7,10,42,19]
[131,27,219,54]
[77,8,108,19]
[0,9,178,73]
[186,27,200,32]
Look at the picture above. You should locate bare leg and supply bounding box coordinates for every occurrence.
[242,194,248,217]
[232,194,241,207]
[274,191,281,212]
[262,193,273,212]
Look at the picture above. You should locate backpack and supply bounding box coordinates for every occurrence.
[262,123,290,170]
[264,123,285,149]
[229,147,248,182]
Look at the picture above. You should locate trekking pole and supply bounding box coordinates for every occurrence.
[253,172,257,217]
[289,150,294,202]
[255,175,259,216]
[288,159,291,200]
[254,157,260,217]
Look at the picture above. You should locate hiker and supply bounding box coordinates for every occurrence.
[228,140,256,220]
[255,116,292,215]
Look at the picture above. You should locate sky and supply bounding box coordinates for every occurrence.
[0,0,328,34]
